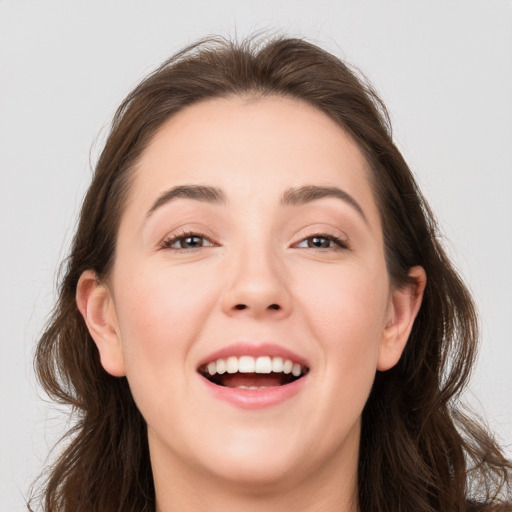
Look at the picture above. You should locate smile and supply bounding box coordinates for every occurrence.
[198,355,309,389]
[197,344,311,409]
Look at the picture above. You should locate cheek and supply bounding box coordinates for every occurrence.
[111,263,223,427]
[112,263,219,378]
[296,258,389,381]
[298,256,388,329]
[284,259,388,458]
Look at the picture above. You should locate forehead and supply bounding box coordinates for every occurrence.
[125,95,380,224]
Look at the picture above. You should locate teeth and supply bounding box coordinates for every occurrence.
[216,358,226,374]
[202,355,306,377]
[207,362,217,376]
[238,355,255,373]
[255,356,272,373]
[238,385,272,390]
[226,356,238,374]
[271,357,283,372]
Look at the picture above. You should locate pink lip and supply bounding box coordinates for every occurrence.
[197,342,309,368]
[199,372,308,409]
[197,342,310,410]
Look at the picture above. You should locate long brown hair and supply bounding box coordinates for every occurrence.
[32,36,511,512]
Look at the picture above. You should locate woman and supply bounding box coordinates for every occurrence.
[32,36,512,511]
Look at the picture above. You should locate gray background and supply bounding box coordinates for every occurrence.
[1,1,511,510]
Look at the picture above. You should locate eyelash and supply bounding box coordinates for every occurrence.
[294,233,349,250]
[159,231,217,251]
[159,231,349,252]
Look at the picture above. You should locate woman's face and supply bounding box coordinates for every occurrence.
[81,96,423,494]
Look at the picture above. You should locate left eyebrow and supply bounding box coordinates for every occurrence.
[146,184,226,218]
[281,185,368,224]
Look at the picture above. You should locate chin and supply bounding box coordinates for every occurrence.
[191,427,317,491]
[204,451,305,491]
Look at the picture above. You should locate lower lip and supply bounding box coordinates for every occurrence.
[200,375,307,409]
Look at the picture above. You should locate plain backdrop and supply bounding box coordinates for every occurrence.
[1,1,511,510]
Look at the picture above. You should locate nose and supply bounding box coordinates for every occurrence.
[221,244,292,320]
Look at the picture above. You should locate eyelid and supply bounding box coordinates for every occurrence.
[157,224,350,251]
[291,226,351,250]
[159,228,219,251]
[293,233,349,250]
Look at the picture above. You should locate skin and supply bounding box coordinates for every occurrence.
[77,96,425,512]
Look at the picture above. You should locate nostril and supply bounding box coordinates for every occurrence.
[234,304,280,311]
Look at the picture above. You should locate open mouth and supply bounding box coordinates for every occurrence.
[198,355,310,389]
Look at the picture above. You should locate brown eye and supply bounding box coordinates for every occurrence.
[161,233,215,250]
[307,236,332,248]
[177,236,204,248]
[295,234,348,250]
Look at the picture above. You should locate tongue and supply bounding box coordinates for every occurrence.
[219,373,286,388]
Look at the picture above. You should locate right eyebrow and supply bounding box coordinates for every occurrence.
[146,185,226,218]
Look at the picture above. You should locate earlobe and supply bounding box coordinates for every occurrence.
[76,270,126,377]
[377,266,426,372]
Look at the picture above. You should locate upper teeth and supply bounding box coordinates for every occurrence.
[205,356,304,377]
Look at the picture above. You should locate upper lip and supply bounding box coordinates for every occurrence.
[197,342,310,370]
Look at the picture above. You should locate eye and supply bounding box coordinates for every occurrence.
[295,234,348,250]
[160,232,216,250]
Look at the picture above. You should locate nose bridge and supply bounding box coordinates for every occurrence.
[221,234,291,318]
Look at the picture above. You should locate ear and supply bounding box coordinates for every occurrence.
[76,270,126,377]
[377,266,426,371]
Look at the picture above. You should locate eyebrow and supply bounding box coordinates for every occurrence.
[281,185,368,223]
[146,183,367,224]
[146,185,226,217]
